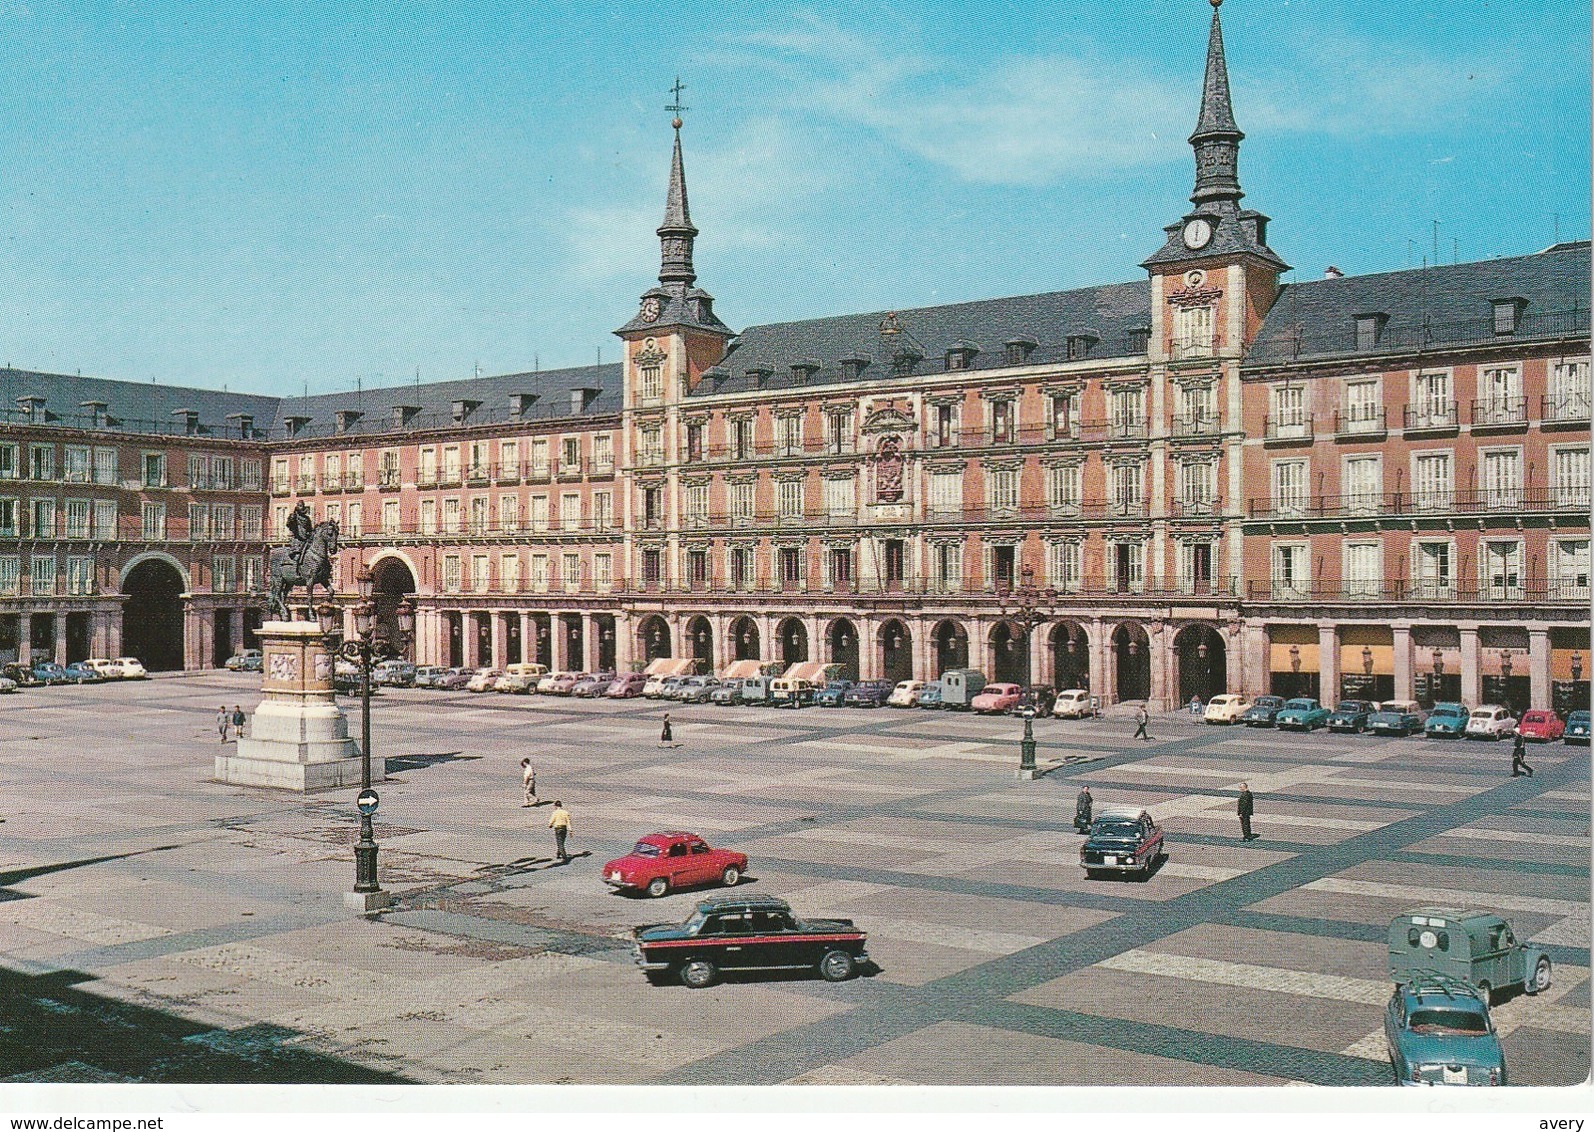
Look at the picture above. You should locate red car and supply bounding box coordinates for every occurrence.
[1517,709,1566,742]
[603,832,748,898]
[971,682,1023,714]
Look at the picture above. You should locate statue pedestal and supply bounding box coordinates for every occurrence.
[215,620,373,792]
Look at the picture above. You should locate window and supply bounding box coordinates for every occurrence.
[212,503,237,538]
[1415,541,1452,598]
[92,447,118,486]
[687,549,708,585]
[241,457,262,490]
[641,364,662,401]
[64,446,90,483]
[212,455,234,489]
[212,556,236,593]
[1412,371,1453,427]
[1548,360,1591,421]
[826,410,853,454]
[1111,463,1144,516]
[272,457,290,491]
[0,498,17,537]
[1048,465,1081,514]
[1483,540,1522,600]
[1178,541,1215,595]
[640,426,663,466]
[530,553,549,592]
[990,400,1015,444]
[322,502,338,530]
[562,553,581,590]
[529,495,549,531]
[1173,304,1214,357]
[592,491,612,530]
[1553,539,1590,600]
[931,403,957,448]
[593,434,613,472]
[441,555,462,593]
[828,547,853,587]
[1343,380,1381,430]
[1178,460,1215,513]
[501,553,521,593]
[1344,455,1381,514]
[988,468,1019,513]
[778,414,802,456]
[1413,452,1452,511]
[320,453,339,489]
[64,499,89,538]
[1344,542,1382,598]
[824,475,854,518]
[1050,392,1078,440]
[241,505,262,539]
[1178,384,1216,432]
[1271,385,1307,437]
[594,553,612,590]
[31,445,55,481]
[1048,542,1080,593]
[472,555,491,593]
[729,547,752,589]
[685,484,709,527]
[731,418,754,460]
[731,482,755,523]
[685,423,704,463]
[1481,449,1521,509]
[141,452,163,488]
[498,495,520,532]
[30,555,55,595]
[345,502,361,536]
[93,500,118,539]
[779,546,803,585]
[141,502,165,540]
[561,437,580,473]
[1109,541,1144,594]
[296,454,314,490]
[1553,447,1590,509]
[0,444,15,479]
[379,450,400,487]
[467,442,489,480]
[187,503,208,541]
[560,492,581,531]
[0,556,16,594]
[442,497,461,534]
[419,499,438,534]
[66,556,94,596]
[28,498,53,538]
[1110,388,1144,436]
[927,542,960,592]
[471,496,490,535]
[1479,366,1522,425]
[188,453,208,488]
[1272,543,1309,599]
[530,438,550,477]
[929,471,962,516]
[441,446,461,483]
[382,500,401,535]
[1355,314,1383,351]
[497,440,519,478]
[1492,299,1521,335]
[643,486,662,527]
[778,479,804,520]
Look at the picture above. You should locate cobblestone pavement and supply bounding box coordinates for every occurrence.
[0,674,1587,1086]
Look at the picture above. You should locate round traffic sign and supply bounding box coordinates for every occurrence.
[356,789,379,815]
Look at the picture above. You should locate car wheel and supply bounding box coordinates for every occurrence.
[680,959,717,989]
[1529,956,1553,994]
[646,877,669,898]
[720,865,741,888]
[819,949,856,982]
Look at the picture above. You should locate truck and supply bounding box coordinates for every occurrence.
[937,668,988,711]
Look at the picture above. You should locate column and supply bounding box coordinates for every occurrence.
[1529,625,1550,709]
[1242,621,1267,699]
[183,603,203,671]
[1148,622,1167,710]
[1028,625,1045,688]
[106,606,122,659]
[582,613,597,671]
[1459,625,1481,706]
[53,614,67,666]
[17,610,30,664]
[462,612,478,668]
[857,616,878,680]
[91,610,108,657]
[1089,616,1106,700]
[490,612,504,669]
[808,615,825,673]
[1317,623,1339,704]
[1392,623,1413,702]
[615,612,634,673]
[519,612,532,669]
[918,618,936,681]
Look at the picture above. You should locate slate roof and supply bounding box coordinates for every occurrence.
[1244,241,1592,368]
[692,281,1153,397]
[0,369,279,438]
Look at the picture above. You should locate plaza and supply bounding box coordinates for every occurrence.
[0,673,1587,1086]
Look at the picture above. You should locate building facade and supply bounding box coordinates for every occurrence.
[1,3,1587,711]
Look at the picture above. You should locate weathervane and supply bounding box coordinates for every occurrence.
[666,76,688,128]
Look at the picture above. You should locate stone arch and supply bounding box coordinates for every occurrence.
[118,551,191,595]
[932,619,969,676]
[639,615,672,662]
[730,616,761,662]
[685,615,714,670]
[370,555,418,660]
[1050,620,1090,690]
[777,617,808,668]
[1111,622,1152,703]
[827,617,859,682]
[988,621,1028,685]
[878,618,912,683]
[121,557,186,671]
[1173,622,1227,705]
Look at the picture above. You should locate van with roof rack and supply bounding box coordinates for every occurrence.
[1388,908,1551,1004]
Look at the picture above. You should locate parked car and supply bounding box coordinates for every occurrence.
[916,682,944,709]
[603,831,748,898]
[1368,700,1427,737]
[224,649,264,672]
[1464,705,1517,741]
[632,894,868,989]
[1275,697,1330,731]
[738,675,776,705]
[769,677,816,708]
[434,667,473,690]
[465,668,504,693]
[1564,709,1590,745]
[573,672,619,698]
[938,668,987,710]
[1327,699,1378,733]
[675,676,721,704]
[1203,693,1250,724]
[642,674,678,698]
[31,662,72,686]
[0,675,16,693]
[1,662,37,686]
[548,672,585,695]
[1384,974,1505,1087]
[373,660,416,687]
[61,662,106,684]
[114,657,147,679]
[666,675,709,702]
[412,665,449,689]
[1516,709,1565,742]
[887,680,926,708]
[844,680,893,707]
[606,672,649,699]
[537,671,566,694]
[1052,688,1095,719]
[1425,702,1471,739]
[1016,685,1057,717]
[971,683,1023,714]
[82,658,121,680]
[496,662,548,693]
[1239,694,1286,727]
[1389,908,1551,1004]
[813,680,854,707]
[1080,807,1165,881]
[707,678,744,705]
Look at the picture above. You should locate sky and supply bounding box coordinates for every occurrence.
[0,0,1586,396]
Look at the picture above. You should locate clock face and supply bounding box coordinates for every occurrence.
[1182,218,1213,250]
[640,297,662,322]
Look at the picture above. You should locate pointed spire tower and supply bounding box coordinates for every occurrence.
[657,123,698,288]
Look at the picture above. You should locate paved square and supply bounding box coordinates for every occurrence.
[0,674,1587,1086]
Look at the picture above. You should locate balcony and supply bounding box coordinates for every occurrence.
[1542,393,1591,427]
[465,464,492,486]
[1403,402,1459,434]
[1248,486,1590,520]
[1333,408,1387,440]
[557,460,584,481]
[377,469,402,489]
[295,475,316,493]
[1470,396,1528,432]
[496,463,522,484]
[1169,337,1216,361]
[1170,413,1221,438]
[1171,498,1223,518]
[1262,414,1314,445]
[526,464,552,483]
[1246,579,1589,605]
[270,477,291,495]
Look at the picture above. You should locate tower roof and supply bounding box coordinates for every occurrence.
[1190,1,1242,143]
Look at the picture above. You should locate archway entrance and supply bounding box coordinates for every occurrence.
[1112,622,1151,703]
[122,559,185,671]
[686,616,713,672]
[639,615,671,663]
[828,618,859,681]
[879,619,912,684]
[933,619,968,676]
[990,621,1028,684]
[371,557,416,660]
[1174,623,1227,704]
[778,618,808,668]
[731,617,761,662]
[529,613,553,668]
[1051,621,1089,690]
[594,614,617,672]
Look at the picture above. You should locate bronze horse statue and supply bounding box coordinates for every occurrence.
[266,520,339,621]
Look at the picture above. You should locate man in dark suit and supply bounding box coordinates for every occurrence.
[1237,782,1256,840]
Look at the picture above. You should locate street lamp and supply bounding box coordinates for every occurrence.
[1573,650,1584,683]
[1432,647,1445,677]
[1018,705,1038,779]
[318,581,413,901]
[1289,644,1301,672]
[1500,648,1514,681]
[1362,645,1375,676]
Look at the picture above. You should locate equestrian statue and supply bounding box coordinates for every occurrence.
[266,500,339,621]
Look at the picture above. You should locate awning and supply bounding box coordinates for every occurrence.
[644,657,695,677]
[781,661,832,683]
[719,659,766,680]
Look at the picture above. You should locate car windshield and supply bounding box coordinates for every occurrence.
[1284,699,1314,709]
[1571,712,1590,723]
[631,843,662,857]
[1335,702,1366,712]
[1434,706,1464,718]
[1254,697,1282,708]
[1408,1008,1488,1036]
[1094,820,1141,837]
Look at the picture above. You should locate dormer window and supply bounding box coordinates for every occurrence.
[334,409,363,434]
[1354,313,1387,351]
[1128,326,1151,354]
[390,404,421,429]
[282,415,311,437]
[1492,298,1526,335]
[1065,333,1098,361]
[746,365,772,388]
[1003,338,1037,366]
[170,408,200,435]
[945,340,980,372]
[838,355,870,382]
[791,359,821,384]
[451,398,481,424]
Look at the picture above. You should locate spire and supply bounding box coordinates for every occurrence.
[657,79,697,288]
[1188,0,1244,208]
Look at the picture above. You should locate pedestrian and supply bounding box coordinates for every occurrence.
[1237,781,1256,840]
[660,713,673,746]
[1511,730,1534,778]
[520,758,538,806]
[231,705,246,740]
[548,800,571,863]
[1133,705,1150,741]
[1074,785,1093,833]
[216,706,230,742]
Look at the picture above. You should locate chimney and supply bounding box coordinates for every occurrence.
[225,411,254,437]
[509,392,539,417]
[390,404,421,428]
[16,395,45,422]
[79,400,110,427]
[1324,265,1344,279]
[451,398,481,424]
[334,409,363,434]
[170,408,200,435]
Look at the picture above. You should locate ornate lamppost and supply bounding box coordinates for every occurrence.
[1499,648,1515,712]
[996,562,1056,777]
[1573,650,1584,684]
[316,568,414,905]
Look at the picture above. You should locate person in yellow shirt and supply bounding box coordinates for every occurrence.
[548,801,571,863]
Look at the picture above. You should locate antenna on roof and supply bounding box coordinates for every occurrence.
[474,360,482,380]
[534,353,540,373]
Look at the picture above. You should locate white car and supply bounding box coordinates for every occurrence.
[0,675,17,693]
[84,657,123,679]
[642,674,673,698]
[115,657,147,679]
[1052,689,1094,719]
[465,668,503,693]
[1465,704,1518,740]
[538,671,570,694]
[887,680,926,708]
[1203,694,1251,724]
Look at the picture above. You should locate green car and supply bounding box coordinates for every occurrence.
[1275,697,1329,731]
[1389,907,1551,1003]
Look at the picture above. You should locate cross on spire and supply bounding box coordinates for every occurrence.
[666,76,688,127]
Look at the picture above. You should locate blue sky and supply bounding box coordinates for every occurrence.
[0,0,1586,395]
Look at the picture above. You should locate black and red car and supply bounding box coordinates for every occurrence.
[1080,806,1165,880]
[632,894,869,988]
